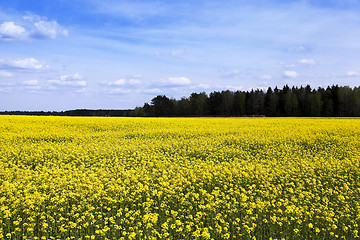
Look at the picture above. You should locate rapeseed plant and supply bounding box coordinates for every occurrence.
[0,116,359,239]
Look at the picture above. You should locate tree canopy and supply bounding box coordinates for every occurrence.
[131,85,360,117]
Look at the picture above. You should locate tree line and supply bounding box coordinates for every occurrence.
[130,85,360,117]
[0,109,132,117]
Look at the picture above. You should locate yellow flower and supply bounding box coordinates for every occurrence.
[1,116,360,239]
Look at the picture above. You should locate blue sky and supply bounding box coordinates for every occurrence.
[1,0,360,111]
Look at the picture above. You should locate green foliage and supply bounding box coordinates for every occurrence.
[131,85,360,117]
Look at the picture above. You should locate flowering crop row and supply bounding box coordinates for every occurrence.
[0,116,360,239]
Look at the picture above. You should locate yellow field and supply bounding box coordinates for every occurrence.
[0,116,360,240]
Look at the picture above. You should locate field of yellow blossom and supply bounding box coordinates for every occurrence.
[0,116,360,240]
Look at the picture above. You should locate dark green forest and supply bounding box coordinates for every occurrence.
[131,85,360,117]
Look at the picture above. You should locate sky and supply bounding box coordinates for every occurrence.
[1,0,360,111]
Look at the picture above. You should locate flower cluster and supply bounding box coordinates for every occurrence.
[0,116,360,239]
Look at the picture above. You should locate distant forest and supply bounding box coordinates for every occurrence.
[2,85,359,117]
[130,85,360,117]
[0,109,132,117]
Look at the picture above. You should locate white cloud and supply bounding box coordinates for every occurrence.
[0,21,27,40]
[155,77,191,87]
[346,71,360,77]
[258,74,272,80]
[168,77,191,85]
[23,80,41,90]
[60,73,82,81]
[48,73,87,87]
[106,77,142,86]
[108,79,126,86]
[33,21,68,39]
[23,80,39,85]
[142,88,163,94]
[10,58,43,69]
[0,16,68,41]
[0,70,14,77]
[100,76,143,95]
[197,83,211,89]
[128,79,141,85]
[283,70,298,78]
[109,88,132,94]
[298,59,316,66]
[0,58,44,70]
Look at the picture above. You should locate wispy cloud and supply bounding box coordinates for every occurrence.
[105,77,142,87]
[154,77,191,87]
[279,62,296,68]
[197,84,211,89]
[0,58,44,70]
[346,71,360,77]
[0,70,14,77]
[109,88,132,94]
[128,78,141,85]
[141,88,163,95]
[283,71,298,78]
[107,79,126,86]
[258,74,272,80]
[47,73,87,89]
[100,75,143,95]
[288,45,313,53]
[22,80,41,90]
[0,79,15,93]
[23,79,39,85]
[298,59,316,66]
[31,20,68,39]
[167,77,191,86]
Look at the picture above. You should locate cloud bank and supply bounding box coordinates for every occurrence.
[0,15,68,41]
[48,73,87,88]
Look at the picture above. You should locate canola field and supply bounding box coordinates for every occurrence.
[0,116,360,240]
